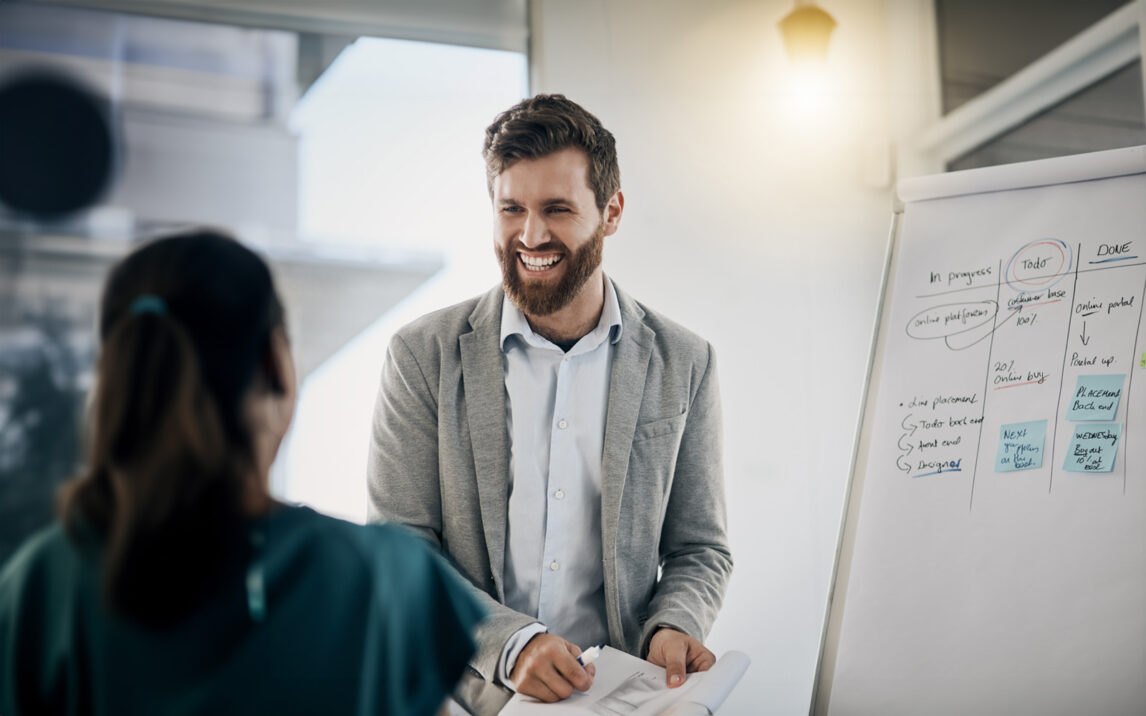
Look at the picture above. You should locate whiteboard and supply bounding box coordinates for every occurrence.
[815,146,1146,716]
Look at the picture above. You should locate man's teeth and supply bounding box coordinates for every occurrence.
[520,254,562,271]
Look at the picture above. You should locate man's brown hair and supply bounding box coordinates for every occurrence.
[483,93,620,210]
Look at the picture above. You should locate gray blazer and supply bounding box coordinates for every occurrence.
[367,281,732,682]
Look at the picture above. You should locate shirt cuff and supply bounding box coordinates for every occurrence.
[498,622,549,691]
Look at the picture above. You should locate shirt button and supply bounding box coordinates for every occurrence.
[549,561,560,571]
[554,489,565,500]
[557,419,568,429]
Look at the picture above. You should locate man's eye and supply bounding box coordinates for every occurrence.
[547,206,570,214]
[501,206,523,213]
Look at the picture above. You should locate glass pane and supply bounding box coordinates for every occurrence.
[936,0,1128,114]
[0,2,527,563]
[948,61,1145,172]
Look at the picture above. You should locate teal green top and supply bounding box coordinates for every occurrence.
[0,505,484,715]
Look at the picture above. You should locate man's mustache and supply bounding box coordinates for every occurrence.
[509,240,568,255]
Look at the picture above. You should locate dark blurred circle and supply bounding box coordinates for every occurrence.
[0,70,116,219]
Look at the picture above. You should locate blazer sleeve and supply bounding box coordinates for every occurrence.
[367,332,443,537]
[366,332,539,682]
[639,342,733,655]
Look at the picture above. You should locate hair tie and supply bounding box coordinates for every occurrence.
[129,294,167,316]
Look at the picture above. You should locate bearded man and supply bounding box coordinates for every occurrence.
[367,94,732,711]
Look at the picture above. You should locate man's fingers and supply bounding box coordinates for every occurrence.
[663,640,688,688]
[649,629,717,686]
[520,675,562,704]
[539,663,576,701]
[687,647,717,673]
[554,642,594,692]
[513,634,592,702]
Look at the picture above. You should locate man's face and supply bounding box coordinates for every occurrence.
[492,147,619,317]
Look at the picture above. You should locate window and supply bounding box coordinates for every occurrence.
[0,2,526,562]
[948,62,1144,171]
[932,0,1145,170]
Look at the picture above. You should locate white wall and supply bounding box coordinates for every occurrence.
[531,2,895,713]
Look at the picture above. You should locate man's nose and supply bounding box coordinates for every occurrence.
[519,213,548,248]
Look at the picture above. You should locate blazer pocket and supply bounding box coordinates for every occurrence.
[632,411,688,443]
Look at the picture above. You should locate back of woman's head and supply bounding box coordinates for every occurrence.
[61,229,285,626]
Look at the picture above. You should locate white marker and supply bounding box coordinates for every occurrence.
[576,645,602,667]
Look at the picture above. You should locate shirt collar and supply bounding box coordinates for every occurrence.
[500,276,624,353]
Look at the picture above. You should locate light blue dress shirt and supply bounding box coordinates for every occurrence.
[497,277,623,685]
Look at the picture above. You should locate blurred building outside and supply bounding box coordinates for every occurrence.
[0,1,527,562]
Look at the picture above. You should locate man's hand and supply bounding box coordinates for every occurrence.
[647,627,716,688]
[510,633,596,702]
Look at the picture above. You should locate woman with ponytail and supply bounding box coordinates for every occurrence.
[0,230,484,715]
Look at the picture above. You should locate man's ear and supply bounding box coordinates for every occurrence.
[603,190,624,237]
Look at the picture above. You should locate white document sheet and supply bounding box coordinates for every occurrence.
[499,647,750,716]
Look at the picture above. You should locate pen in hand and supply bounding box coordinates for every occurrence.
[576,645,602,668]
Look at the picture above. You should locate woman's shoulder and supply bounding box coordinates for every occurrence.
[266,504,436,569]
[0,523,85,614]
[1,524,76,582]
[265,505,482,618]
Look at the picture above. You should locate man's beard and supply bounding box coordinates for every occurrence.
[496,221,604,317]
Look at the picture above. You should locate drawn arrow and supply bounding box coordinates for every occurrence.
[1080,320,1090,346]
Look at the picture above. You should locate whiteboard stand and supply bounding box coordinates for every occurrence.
[808,206,902,716]
[814,145,1146,716]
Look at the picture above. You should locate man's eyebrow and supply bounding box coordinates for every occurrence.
[497,197,575,206]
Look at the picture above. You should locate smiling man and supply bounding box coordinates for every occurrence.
[367,94,732,707]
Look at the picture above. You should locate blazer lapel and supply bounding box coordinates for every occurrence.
[601,282,654,639]
[459,287,511,599]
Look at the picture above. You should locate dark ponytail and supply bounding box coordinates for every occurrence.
[59,230,283,626]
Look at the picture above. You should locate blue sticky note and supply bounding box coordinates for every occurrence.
[1062,423,1122,473]
[1066,374,1125,421]
[995,420,1046,472]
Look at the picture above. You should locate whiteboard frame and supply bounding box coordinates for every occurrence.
[811,144,1146,716]
[808,208,901,716]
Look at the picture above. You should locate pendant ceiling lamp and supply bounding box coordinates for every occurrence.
[778,1,837,63]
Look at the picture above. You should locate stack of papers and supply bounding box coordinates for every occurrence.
[499,647,750,715]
